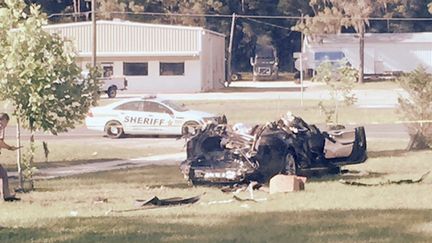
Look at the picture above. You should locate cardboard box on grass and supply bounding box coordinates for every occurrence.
[269,174,307,194]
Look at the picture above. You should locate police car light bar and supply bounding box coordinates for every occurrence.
[142,95,157,99]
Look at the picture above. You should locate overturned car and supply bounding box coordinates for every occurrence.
[180,114,367,185]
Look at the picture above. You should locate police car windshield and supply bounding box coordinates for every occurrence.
[161,100,189,112]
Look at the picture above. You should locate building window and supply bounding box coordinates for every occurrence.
[114,101,144,111]
[160,62,185,76]
[101,62,114,77]
[123,62,148,76]
[103,66,114,77]
[314,51,345,61]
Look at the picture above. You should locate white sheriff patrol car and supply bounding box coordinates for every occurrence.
[85,97,218,138]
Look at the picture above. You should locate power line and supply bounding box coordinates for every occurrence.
[244,17,293,31]
[48,11,432,22]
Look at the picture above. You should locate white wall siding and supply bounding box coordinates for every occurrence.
[304,33,432,74]
[200,31,226,91]
[45,21,202,56]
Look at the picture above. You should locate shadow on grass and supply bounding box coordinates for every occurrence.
[66,165,186,186]
[6,158,123,173]
[1,209,431,242]
[368,149,408,159]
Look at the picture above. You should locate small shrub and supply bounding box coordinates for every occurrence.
[313,59,358,125]
[397,66,432,150]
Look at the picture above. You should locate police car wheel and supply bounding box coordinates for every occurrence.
[105,121,124,138]
[182,121,200,136]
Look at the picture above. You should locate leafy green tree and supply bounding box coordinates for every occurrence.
[397,67,432,150]
[379,0,432,32]
[312,60,357,126]
[97,0,143,20]
[0,0,101,189]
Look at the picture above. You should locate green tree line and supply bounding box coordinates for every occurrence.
[24,0,432,72]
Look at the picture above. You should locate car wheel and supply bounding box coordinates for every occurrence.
[105,120,124,138]
[285,153,297,175]
[231,73,240,81]
[182,121,200,136]
[107,87,117,98]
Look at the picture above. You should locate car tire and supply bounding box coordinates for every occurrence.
[105,120,124,139]
[107,86,117,98]
[182,121,200,136]
[231,73,240,81]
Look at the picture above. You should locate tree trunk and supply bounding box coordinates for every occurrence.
[73,0,78,22]
[28,129,35,191]
[358,26,365,84]
[16,118,23,190]
[406,131,430,151]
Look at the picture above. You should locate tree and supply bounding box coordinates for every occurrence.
[97,0,143,20]
[294,0,392,83]
[312,60,357,126]
[0,0,101,189]
[379,0,432,32]
[397,67,432,150]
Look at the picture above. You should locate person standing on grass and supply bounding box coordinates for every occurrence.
[0,113,20,201]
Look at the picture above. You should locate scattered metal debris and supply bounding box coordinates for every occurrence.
[134,195,201,207]
[109,194,202,213]
[93,197,108,204]
[233,195,267,203]
[339,171,431,186]
[180,113,367,185]
[207,199,234,205]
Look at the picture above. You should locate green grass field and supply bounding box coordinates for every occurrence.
[1,86,431,242]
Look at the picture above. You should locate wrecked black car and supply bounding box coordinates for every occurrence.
[180,113,367,185]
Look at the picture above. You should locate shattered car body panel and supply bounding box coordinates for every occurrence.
[180,115,367,184]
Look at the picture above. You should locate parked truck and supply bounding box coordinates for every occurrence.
[250,45,279,81]
[81,70,128,98]
[100,76,128,98]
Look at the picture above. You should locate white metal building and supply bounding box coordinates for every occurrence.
[44,20,226,93]
[296,32,432,74]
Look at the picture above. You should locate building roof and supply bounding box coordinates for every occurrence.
[43,20,225,57]
[307,32,432,45]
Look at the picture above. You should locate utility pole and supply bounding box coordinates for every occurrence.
[91,0,97,67]
[227,13,236,85]
[300,13,304,106]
